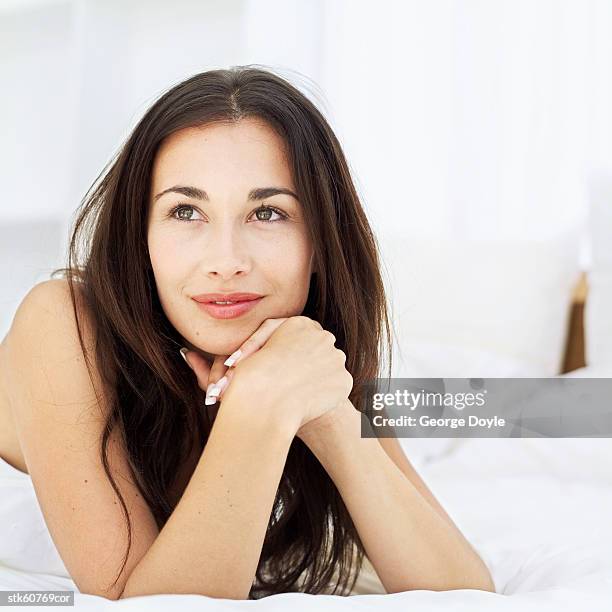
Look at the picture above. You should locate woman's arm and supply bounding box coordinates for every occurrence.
[121,396,296,599]
[376,434,463,530]
[298,399,495,594]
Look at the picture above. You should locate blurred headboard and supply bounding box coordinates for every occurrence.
[561,271,588,374]
[0,218,64,340]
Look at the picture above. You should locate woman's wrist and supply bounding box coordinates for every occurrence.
[218,384,301,441]
[297,399,359,445]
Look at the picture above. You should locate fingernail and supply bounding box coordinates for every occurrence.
[224,349,242,367]
[209,376,228,397]
[205,383,218,405]
[180,347,193,369]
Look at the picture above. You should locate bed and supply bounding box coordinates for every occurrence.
[1,221,611,610]
[1,387,611,611]
[1,281,611,609]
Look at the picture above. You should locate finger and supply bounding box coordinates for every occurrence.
[223,317,289,368]
[180,349,212,392]
[204,366,233,406]
[207,353,230,388]
[204,353,238,406]
[216,367,235,402]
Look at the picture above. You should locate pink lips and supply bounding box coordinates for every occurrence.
[193,297,263,320]
[192,292,263,303]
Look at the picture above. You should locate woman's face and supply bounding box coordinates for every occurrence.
[147,118,314,362]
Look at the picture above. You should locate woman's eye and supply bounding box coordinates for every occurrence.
[169,205,203,222]
[168,204,287,224]
[252,205,287,223]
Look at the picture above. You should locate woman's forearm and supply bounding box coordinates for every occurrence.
[301,400,495,594]
[120,397,296,600]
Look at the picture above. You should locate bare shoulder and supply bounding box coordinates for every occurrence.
[9,278,84,336]
[6,277,105,398]
[13,277,83,315]
[4,277,158,599]
[9,277,92,342]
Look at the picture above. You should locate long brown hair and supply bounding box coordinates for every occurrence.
[51,65,393,598]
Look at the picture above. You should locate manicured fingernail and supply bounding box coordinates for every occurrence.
[180,347,193,369]
[209,376,228,397]
[205,383,217,405]
[224,349,242,367]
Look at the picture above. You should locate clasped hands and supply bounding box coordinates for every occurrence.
[180,316,356,440]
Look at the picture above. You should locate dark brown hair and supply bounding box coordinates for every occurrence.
[51,65,393,599]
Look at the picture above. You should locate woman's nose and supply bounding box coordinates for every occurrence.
[202,226,251,280]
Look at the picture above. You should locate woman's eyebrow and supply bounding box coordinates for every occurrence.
[153,185,299,202]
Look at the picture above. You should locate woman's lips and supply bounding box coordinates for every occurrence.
[194,297,263,320]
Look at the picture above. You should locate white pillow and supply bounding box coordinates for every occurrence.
[380,229,582,378]
[388,338,549,378]
[379,229,582,464]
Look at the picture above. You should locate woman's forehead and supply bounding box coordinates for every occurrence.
[157,119,287,162]
[152,120,294,191]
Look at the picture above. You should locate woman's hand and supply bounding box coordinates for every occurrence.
[225,316,354,434]
[179,318,291,406]
[179,348,234,403]
[183,316,353,435]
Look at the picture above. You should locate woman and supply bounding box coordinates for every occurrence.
[0,66,495,600]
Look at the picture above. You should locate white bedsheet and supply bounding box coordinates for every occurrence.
[2,459,610,611]
[2,380,611,611]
